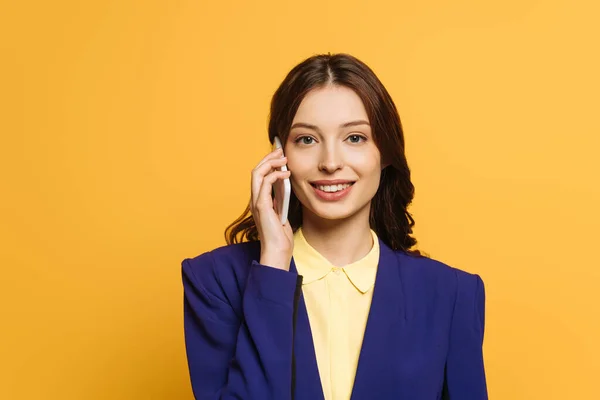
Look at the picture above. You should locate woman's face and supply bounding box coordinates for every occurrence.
[285,85,384,222]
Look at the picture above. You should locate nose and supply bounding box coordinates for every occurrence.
[317,142,343,173]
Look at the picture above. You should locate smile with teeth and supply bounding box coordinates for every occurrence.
[313,183,354,192]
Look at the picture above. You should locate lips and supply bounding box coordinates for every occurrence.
[310,182,355,187]
[310,180,356,186]
[310,181,355,201]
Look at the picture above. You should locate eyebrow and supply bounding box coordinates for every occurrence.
[290,120,370,132]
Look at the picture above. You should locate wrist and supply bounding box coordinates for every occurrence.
[259,253,292,271]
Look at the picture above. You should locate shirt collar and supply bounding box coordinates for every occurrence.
[292,227,380,293]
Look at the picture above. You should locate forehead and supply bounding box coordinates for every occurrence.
[292,85,369,126]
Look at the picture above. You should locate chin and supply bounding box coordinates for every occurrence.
[294,185,371,222]
[308,202,359,221]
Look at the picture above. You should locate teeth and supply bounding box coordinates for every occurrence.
[316,183,352,192]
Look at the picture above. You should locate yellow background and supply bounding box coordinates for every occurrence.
[1,0,599,398]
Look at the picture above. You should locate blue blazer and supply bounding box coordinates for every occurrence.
[182,237,487,400]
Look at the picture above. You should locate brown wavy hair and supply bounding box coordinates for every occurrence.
[224,53,427,257]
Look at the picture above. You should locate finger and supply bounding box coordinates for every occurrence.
[253,156,287,180]
[251,157,288,206]
[255,147,283,170]
[255,172,290,226]
[255,170,291,213]
[252,157,287,209]
[254,153,287,177]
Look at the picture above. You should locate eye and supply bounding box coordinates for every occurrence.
[295,136,315,145]
[347,134,367,144]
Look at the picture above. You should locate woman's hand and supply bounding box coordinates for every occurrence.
[251,147,294,271]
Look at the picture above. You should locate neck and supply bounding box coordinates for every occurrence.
[300,204,374,267]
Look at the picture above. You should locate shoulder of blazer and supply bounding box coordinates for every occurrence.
[182,240,262,299]
[184,240,261,269]
[392,250,484,298]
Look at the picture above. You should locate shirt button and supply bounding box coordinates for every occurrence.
[333,267,342,275]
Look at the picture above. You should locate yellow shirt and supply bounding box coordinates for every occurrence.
[292,227,380,400]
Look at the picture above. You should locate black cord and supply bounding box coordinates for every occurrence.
[291,275,303,400]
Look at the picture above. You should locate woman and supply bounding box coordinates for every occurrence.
[182,53,487,400]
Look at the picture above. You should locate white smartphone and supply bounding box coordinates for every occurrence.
[272,136,291,225]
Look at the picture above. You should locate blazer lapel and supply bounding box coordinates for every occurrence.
[350,239,406,399]
[290,257,325,400]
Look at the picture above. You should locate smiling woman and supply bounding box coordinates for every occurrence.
[284,86,386,230]
[225,54,420,254]
[181,53,488,400]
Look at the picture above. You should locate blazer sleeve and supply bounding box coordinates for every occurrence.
[182,251,302,400]
[443,272,488,400]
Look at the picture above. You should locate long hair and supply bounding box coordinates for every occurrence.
[224,53,426,257]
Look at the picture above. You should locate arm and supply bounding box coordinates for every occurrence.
[182,251,302,400]
[442,273,488,399]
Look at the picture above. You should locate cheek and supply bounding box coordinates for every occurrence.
[351,151,381,176]
[286,159,306,185]
[286,153,311,174]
